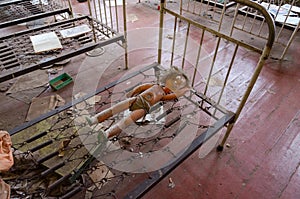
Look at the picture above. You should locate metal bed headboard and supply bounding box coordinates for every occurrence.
[158,0,275,152]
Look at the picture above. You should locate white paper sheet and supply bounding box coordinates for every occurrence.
[59,24,92,38]
[30,32,62,53]
[31,0,48,5]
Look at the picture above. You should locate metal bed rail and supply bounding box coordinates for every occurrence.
[0,15,125,83]
[0,0,72,29]
[179,0,298,60]
[158,0,275,149]
[237,0,300,60]
[6,63,234,198]
[87,0,129,69]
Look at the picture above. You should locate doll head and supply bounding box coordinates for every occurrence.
[160,67,190,92]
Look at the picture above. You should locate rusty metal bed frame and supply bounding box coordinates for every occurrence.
[237,0,300,60]
[2,0,275,198]
[0,0,72,29]
[0,0,128,83]
[180,0,299,60]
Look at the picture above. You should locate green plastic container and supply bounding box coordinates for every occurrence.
[49,73,73,90]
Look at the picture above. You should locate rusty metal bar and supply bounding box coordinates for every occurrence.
[37,151,60,164]
[181,23,191,69]
[203,37,221,96]
[0,0,72,28]
[28,140,53,153]
[122,0,128,69]
[41,162,66,177]
[191,30,205,87]
[170,16,178,67]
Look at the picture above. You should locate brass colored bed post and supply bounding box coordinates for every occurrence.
[158,0,166,64]
[123,0,128,69]
[218,47,272,150]
[93,0,98,21]
[67,0,73,18]
[276,0,299,60]
[280,21,300,60]
[218,0,276,150]
[87,0,97,42]
[181,23,190,69]
[114,0,119,32]
[179,0,183,17]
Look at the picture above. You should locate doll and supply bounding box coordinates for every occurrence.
[86,67,190,139]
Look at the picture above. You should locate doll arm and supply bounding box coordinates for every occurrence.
[126,83,154,97]
[161,87,190,101]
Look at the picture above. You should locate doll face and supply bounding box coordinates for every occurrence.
[165,74,188,91]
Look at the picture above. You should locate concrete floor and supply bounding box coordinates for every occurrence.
[0,0,300,198]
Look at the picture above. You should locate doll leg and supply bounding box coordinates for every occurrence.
[86,97,136,125]
[104,109,146,138]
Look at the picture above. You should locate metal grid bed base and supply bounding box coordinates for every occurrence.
[6,63,235,199]
[0,0,71,29]
[0,15,125,83]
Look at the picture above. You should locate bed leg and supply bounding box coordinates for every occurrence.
[217,123,234,152]
[216,145,223,151]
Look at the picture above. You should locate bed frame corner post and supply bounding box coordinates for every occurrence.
[158,0,166,64]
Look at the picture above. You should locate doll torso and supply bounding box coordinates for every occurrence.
[129,84,165,112]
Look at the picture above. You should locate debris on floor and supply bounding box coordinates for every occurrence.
[4,70,48,104]
[266,88,276,95]
[58,139,71,157]
[26,94,65,121]
[86,47,105,57]
[73,92,102,110]
[6,70,48,95]
[46,66,64,75]
[8,87,47,104]
[0,82,12,93]
[127,14,139,22]
[168,177,175,189]
[49,73,73,91]
[166,34,173,40]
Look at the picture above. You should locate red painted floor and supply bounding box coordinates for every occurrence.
[0,0,299,198]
